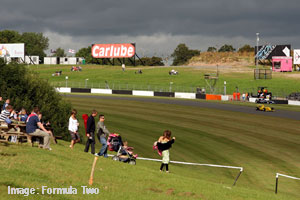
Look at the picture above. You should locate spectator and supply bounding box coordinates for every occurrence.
[2,99,10,111]
[38,113,50,127]
[26,107,52,150]
[18,108,28,122]
[157,130,175,173]
[38,113,56,144]
[68,109,80,149]
[95,114,110,157]
[84,110,97,154]
[121,140,137,158]
[0,105,14,124]
[122,64,125,72]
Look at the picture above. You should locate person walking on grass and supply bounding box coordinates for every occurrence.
[68,109,80,149]
[157,130,175,173]
[95,114,110,157]
[84,110,97,154]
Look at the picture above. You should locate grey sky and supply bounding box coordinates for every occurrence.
[1,0,299,56]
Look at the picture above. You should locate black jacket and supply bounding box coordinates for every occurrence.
[157,139,175,151]
[86,115,95,133]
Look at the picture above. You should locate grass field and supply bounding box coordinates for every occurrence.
[1,94,299,199]
[27,64,300,97]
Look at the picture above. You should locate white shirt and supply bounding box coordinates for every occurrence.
[68,116,78,132]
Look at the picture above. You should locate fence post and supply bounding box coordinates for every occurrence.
[275,173,279,194]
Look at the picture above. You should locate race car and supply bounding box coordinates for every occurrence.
[256,104,275,112]
[255,98,275,104]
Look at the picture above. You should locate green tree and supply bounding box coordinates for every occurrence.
[207,47,217,52]
[137,56,164,66]
[0,30,21,43]
[171,43,200,66]
[218,44,235,52]
[52,47,66,57]
[0,30,49,61]
[21,32,49,59]
[76,46,102,64]
[238,44,254,52]
[0,59,71,140]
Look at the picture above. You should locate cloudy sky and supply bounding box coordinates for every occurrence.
[1,0,299,56]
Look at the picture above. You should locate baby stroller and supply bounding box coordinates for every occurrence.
[108,133,137,165]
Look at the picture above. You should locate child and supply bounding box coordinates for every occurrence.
[0,105,14,124]
[18,108,28,122]
[156,130,175,173]
[121,140,137,158]
[68,109,80,149]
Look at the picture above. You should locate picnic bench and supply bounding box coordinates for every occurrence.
[0,121,58,146]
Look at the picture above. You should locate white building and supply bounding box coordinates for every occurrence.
[24,56,39,65]
[44,57,85,65]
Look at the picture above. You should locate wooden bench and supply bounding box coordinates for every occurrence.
[0,122,58,146]
[0,131,42,146]
[0,123,43,146]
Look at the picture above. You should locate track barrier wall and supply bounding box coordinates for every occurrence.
[71,88,91,93]
[55,87,71,93]
[154,92,175,97]
[132,90,154,97]
[174,92,196,99]
[91,89,112,94]
[206,94,221,101]
[55,87,300,106]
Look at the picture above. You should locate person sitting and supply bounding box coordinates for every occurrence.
[169,69,178,75]
[119,140,138,160]
[18,108,28,122]
[135,69,142,74]
[26,107,53,150]
[2,99,10,111]
[0,105,14,124]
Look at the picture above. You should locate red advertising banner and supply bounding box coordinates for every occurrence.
[92,43,135,58]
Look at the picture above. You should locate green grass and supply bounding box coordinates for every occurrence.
[1,141,295,200]
[28,64,300,96]
[2,94,299,199]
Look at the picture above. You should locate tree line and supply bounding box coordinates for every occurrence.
[0,30,49,59]
[0,30,255,66]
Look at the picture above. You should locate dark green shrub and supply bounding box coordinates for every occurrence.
[0,59,71,140]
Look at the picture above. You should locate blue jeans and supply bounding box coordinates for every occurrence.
[98,136,108,157]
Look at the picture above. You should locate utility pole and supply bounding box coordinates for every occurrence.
[256,33,259,68]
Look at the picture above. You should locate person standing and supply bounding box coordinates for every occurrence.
[26,107,52,150]
[157,130,175,173]
[84,110,97,154]
[68,109,80,149]
[95,114,110,157]
[122,64,125,72]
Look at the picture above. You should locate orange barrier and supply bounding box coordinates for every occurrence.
[206,94,221,100]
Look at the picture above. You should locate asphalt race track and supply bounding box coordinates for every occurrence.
[66,94,300,121]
